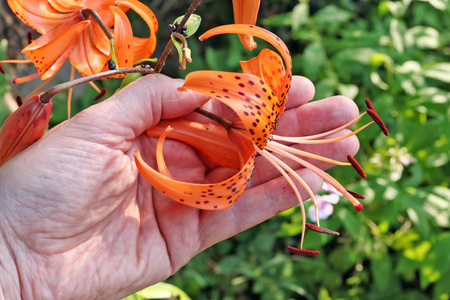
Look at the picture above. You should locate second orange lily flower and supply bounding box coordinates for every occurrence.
[5,0,158,80]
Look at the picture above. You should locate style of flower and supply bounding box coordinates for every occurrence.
[232,0,261,50]
[135,24,388,256]
[3,0,158,82]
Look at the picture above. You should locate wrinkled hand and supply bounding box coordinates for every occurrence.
[0,74,359,299]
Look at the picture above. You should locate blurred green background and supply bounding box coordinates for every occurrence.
[1,0,449,299]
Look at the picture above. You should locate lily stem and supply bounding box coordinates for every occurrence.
[154,0,203,73]
[41,67,155,103]
[194,108,232,129]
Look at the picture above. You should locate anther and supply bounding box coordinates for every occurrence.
[16,96,23,107]
[347,155,366,178]
[366,109,389,136]
[27,30,33,44]
[107,60,116,70]
[305,223,340,236]
[364,98,375,111]
[346,189,365,199]
[288,246,320,256]
[0,63,5,74]
[94,87,107,101]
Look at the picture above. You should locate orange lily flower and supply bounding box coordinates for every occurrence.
[4,0,158,80]
[232,0,261,50]
[135,25,388,255]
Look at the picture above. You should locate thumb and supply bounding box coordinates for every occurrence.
[76,74,210,140]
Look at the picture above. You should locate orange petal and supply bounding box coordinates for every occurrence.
[116,0,159,60]
[200,24,292,104]
[135,128,256,210]
[7,0,79,33]
[110,6,134,69]
[179,71,283,149]
[232,0,260,50]
[69,28,109,76]
[22,19,90,80]
[240,49,285,97]
[146,119,241,170]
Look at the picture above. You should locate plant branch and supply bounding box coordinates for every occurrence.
[41,68,155,103]
[154,0,203,73]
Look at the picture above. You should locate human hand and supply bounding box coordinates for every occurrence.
[0,74,358,299]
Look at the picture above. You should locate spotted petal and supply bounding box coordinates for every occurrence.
[200,24,292,104]
[179,71,283,149]
[135,127,256,210]
[22,19,90,80]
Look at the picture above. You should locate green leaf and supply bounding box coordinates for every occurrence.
[303,43,325,80]
[123,282,191,300]
[423,63,450,83]
[370,244,392,290]
[172,14,202,38]
[420,233,450,288]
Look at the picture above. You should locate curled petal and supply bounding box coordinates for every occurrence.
[117,0,159,61]
[7,0,79,33]
[135,127,256,210]
[22,19,90,80]
[146,119,241,170]
[110,6,134,69]
[179,71,283,149]
[200,24,292,103]
[232,0,260,50]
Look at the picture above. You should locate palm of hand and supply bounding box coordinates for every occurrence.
[0,75,358,299]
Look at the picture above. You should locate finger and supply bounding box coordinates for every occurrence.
[276,95,359,137]
[71,74,210,142]
[285,76,315,109]
[197,168,323,251]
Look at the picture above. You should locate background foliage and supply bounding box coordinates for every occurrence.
[1,0,449,299]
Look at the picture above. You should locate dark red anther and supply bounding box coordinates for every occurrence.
[346,189,365,199]
[306,223,340,236]
[288,246,320,256]
[27,30,33,44]
[0,63,5,74]
[365,98,375,111]
[16,96,23,107]
[366,109,389,136]
[94,87,107,101]
[347,155,366,178]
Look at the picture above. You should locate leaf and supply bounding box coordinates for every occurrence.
[423,63,450,83]
[122,282,192,300]
[172,14,202,38]
[291,2,309,32]
[370,244,392,291]
[313,5,352,25]
[303,43,325,80]
[390,18,406,53]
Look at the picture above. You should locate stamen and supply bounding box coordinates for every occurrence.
[365,98,375,111]
[13,73,40,84]
[346,189,365,199]
[88,81,102,93]
[288,246,320,256]
[256,147,309,247]
[94,87,107,101]
[27,30,33,44]
[366,109,389,136]
[347,155,366,178]
[16,96,23,107]
[306,223,340,236]
[269,141,351,166]
[0,59,32,64]
[0,64,4,74]
[267,145,363,211]
[272,120,372,145]
[67,66,76,119]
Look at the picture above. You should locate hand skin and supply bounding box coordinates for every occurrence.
[0,74,359,299]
